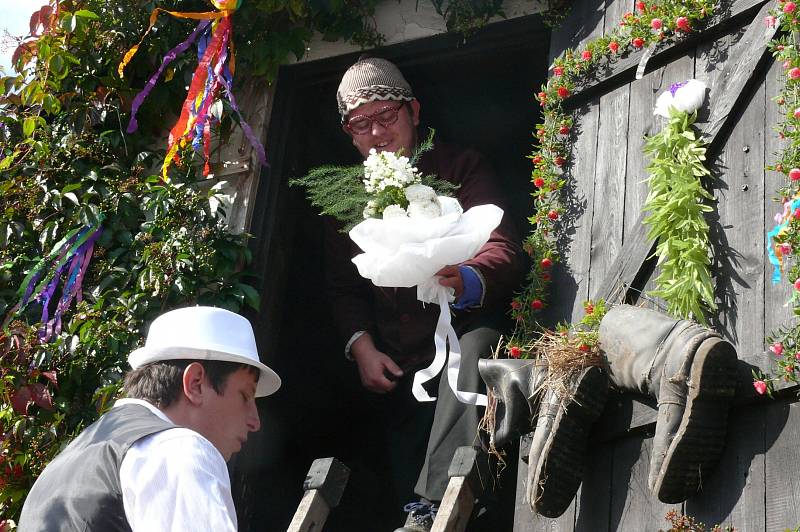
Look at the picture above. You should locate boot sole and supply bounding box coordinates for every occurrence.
[652,337,738,503]
[530,366,609,517]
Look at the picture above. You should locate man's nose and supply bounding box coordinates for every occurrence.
[371,119,388,135]
[247,401,261,432]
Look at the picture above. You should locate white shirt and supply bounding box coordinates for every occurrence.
[116,398,238,532]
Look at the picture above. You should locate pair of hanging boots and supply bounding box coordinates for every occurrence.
[477,359,608,517]
[478,304,739,515]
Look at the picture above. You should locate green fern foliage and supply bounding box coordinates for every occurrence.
[643,109,716,324]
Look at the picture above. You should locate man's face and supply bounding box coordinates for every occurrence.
[196,367,261,461]
[344,99,421,158]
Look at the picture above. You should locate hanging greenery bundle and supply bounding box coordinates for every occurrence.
[643,82,716,324]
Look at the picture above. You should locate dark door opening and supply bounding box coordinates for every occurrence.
[234,14,550,531]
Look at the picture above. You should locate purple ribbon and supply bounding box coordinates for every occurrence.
[216,45,267,168]
[127,20,212,134]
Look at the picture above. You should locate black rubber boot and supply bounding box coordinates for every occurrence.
[477,358,548,448]
[526,365,608,517]
[599,304,738,503]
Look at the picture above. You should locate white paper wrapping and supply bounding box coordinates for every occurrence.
[348,198,503,406]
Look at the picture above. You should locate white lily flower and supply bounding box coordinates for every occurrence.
[653,79,707,118]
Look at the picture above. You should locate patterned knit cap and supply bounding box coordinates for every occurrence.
[336,57,414,120]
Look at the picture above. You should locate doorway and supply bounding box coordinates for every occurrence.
[235,13,550,531]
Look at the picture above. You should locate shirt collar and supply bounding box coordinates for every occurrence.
[113,397,175,425]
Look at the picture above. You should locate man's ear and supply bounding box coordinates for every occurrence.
[182,362,206,406]
[410,99,421,127]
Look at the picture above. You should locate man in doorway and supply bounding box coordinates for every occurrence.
[18,306,281,531]
[326,56,527,531]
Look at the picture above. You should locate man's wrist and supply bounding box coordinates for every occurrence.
[344,331,368,361]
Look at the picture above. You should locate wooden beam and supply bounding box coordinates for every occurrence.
[591,1,780,305]
[431,447,488,532]
[287,457,350,532]
[562,0,768,106]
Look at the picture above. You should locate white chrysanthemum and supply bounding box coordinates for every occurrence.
[363,199,378,219]
[408,199,442,219]
[653,79,707,118]
[404,184,437,203]
[382,204,408,219]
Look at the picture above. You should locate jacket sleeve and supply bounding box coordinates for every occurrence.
[448,149,528,312]
[323,217,376,343]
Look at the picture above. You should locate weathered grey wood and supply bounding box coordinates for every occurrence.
[684,403,766,531]
[573,438,614,530]
[287,489,331,532]
[564,0,767,103]
[431,476,474,532]
[608,435,676,530]
[586,0,631,301]
[514,451,577,531]
[697,27,767,350]
[765,399,800,529]
[544,0,605,325]
[592,3,779,304]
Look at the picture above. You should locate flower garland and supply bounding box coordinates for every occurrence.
[755,2,800,395]
[505,0,715,358]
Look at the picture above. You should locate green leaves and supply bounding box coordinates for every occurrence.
[643,111,716,324]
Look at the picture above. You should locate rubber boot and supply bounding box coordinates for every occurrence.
[598,304,738,503]
[477,358,548,448]
[526,365,608,517]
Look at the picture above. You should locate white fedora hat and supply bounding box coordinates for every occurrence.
[129,306,281,397]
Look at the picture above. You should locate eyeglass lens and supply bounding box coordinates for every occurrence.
[348,104,402,134]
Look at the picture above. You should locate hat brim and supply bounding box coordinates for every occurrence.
[129,346,281,397]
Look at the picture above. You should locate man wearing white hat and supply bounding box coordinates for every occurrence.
[18,306,280,532]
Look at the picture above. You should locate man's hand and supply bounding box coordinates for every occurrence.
[350,334,404,393]
[436,265,464,299]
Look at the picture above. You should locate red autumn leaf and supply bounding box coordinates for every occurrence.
[11,41,35,69]
[41,371,58,387]
[30,383,53,411]
[29,6,54,35]
[29,11,41,35]
[11,386,32,415]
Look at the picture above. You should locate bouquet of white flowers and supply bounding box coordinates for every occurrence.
[349,150,502,407]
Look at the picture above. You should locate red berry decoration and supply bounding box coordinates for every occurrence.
[531,299,544,310]
[542,272,552,281]
[537,128,546,137]
[547,209,559,220]
[790,168,800,181]
[541,257,553,269]
[553,66,564,76]
[554,156,565,167]
[632,37,645,48]
[509,346,522,358]
[650,18,662,29]
[584,303,594,314]
[534,177,545,188]
[636,1,646,11]
[581,50,592,61]
[532,155,543,165]
[608,41,620,53]
[753,380,767,395]
[791,68,800,80]
[538,91,547,101]
[578,344,590,353]
[559,125,570,135]
[794,278,800,291]
[557,86,570,98]
[511,300,522,310]
[676,16,690,31]
[785,1,797,13]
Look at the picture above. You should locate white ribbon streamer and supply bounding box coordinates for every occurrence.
[410,283,488,406]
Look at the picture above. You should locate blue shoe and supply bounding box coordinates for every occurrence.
[393,500,438,532]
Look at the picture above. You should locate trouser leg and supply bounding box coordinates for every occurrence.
[414,324,500,501]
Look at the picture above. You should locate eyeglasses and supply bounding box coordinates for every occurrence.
[345,103,405,135]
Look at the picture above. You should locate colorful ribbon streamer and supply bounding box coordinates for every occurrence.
[5,221,103,341]
[767,194,800,284]
[119,1,266,180]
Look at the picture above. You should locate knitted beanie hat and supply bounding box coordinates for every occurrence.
[336,57,414,120]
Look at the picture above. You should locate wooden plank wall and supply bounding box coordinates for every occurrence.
[514,0,800,529]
